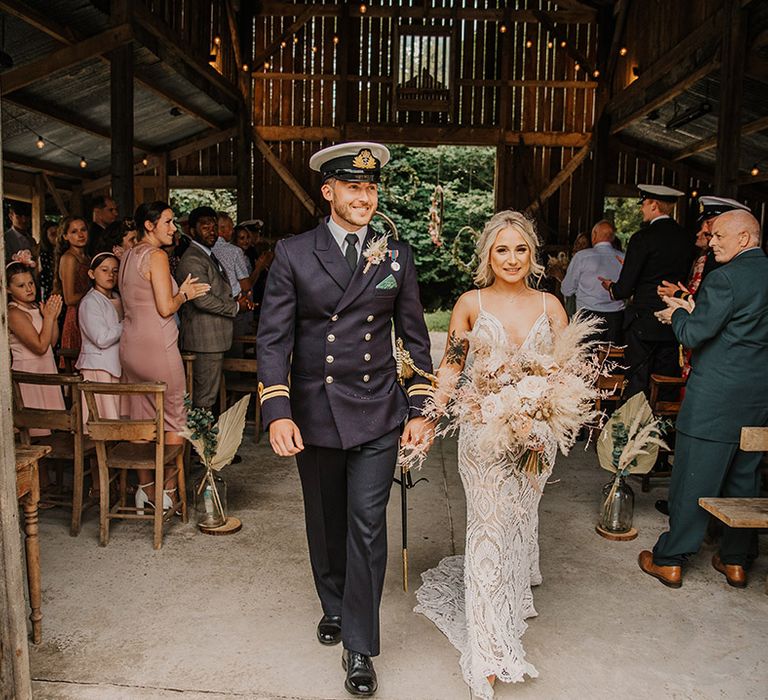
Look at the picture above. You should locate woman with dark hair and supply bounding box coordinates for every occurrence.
[92,217,138,259]
[55,216,91,361]
[38,219,59,301]
[119,201,209,511]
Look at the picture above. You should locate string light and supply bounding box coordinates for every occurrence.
[574,62,580,72]
[691,190,698,198]
[499,23,507,34]
[311,46,318,53]
[592,69,600,78]
[359,3,367,13]
[560,40,567,48]
[35,135,45,149]
[213,36,221,46]
[547,40,554,49]
[263,61,271,70]
[525,39,533,48]
[332,35,340,45]
[141,156,149,167]
[619,47,628,56]
[79,157,88,169]
[242,63,249,72]
[293,36,299,45]
[751,165,760,177]
[280,40,287,48]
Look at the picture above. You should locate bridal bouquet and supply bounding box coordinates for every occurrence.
[402,314,612,475]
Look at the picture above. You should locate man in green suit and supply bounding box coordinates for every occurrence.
[639,210,768,588]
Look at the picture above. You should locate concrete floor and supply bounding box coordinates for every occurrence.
[25,420,768,700]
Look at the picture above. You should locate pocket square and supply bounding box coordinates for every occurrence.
[376,274,398,290]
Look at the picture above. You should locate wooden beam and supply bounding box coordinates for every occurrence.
[613,135,714,182]
[42,173,69,215]
[533,9,596,76]
[31,174,44,243]
[672,115,768,161]
[251,127,322,217]
[225,0,250,96]
[2,153,91,180]
[0,23,133,94]
[4,93,154,154]
[607,11,722,132]
[715,0,747,197]
[110,38,135,216]
[526,141,593,215]
[169,175,238,189]
[2,1,229,130]
[254,125,591,148]
[257,2,596,23]
[168,127,238,161]
[253,7,314,71]
[130,2,240,112]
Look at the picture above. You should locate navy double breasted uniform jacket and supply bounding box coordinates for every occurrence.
[257,219,434,450]
[611,216,695,342]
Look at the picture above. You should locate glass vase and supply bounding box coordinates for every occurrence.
[600,475,634,533]
[194,469,227,529]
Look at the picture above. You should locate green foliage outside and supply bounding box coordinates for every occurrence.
[378,145,496,312]
[424,309,452,332]
[604,197,643,249]
[169,189,237,219]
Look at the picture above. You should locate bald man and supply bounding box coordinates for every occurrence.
[639,210,768,589]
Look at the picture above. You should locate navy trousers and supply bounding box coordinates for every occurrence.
[653,431,762,567]
[296,428,399,657]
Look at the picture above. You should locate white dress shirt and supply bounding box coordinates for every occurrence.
[327,216,367,259]
[561,242,625,312]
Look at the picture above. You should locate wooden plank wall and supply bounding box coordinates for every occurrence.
[250,0,598,242]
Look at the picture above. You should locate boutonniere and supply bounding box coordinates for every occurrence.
[362,233,390,274]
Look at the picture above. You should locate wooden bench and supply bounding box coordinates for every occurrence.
[699,427,768,594]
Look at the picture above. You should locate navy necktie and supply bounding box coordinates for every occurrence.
[344,233,359,271]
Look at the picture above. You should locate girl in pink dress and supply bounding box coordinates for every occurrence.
[56,216,91,362]
[119,201,210,511]
[7,259,65,437]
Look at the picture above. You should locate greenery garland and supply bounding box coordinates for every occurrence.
[450,225,480,275]
[427,184,444,246]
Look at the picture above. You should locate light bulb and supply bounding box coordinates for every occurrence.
[691,190,698,198]
[333,35,339,45]
[280,40,287,48]
[525,39,533,48]
[574,63,580,72]
[242,63,249,72]
[293,36,299,45]
[141,157,149,167]
[751,166,760,177]
[619,47,628,56]
[547,40,554,49]
[35,136,45,149]
[311,46,317,53]
[499,23,507,34]
[79,157,88,169]
[264,61,270,70]
[359,3,367,13]
[213,36,221,46]
[560,40,567,48]
[592,69,600,78]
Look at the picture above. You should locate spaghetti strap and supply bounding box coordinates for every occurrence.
[477,288,483,311]
[541,292,547,314]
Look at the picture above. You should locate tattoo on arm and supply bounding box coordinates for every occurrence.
[445,330,468,366]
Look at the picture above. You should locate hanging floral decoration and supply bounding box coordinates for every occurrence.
[427,184,445,247]
[450,225,480,274]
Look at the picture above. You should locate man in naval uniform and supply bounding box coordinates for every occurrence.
[600,184,695,399]
[639,209,768,589]
[257,142,434,697]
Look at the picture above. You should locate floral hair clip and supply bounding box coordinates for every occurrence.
[6,249,37,270]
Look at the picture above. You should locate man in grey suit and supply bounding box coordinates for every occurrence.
[175,206,250,411]
[639,210,768,589]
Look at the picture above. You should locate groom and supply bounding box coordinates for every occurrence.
[257,142,434,696]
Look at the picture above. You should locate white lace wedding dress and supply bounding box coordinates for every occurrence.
[415,291,555,699]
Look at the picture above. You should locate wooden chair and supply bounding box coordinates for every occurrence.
[80,381,187,549]
[181,352,196,472]
[699,427,768,594]
[11,370,95,536]
[218,357,260,441]
[641,373,687,491]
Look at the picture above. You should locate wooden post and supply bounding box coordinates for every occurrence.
[237,93,252,222]
[0,101,34,700]
[110,43,134,216]
[714,0,746,198]
[31,173,45,243]
[590,4,614,223]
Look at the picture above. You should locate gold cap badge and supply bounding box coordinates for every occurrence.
[352,149,377,169]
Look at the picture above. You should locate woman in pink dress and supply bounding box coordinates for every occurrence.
[119,201,210,511]
[7,259,65,436]
[56,216,91,361]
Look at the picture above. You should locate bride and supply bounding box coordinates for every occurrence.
[415,210,567,698]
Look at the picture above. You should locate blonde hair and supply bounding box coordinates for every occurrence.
[473,210,544,288]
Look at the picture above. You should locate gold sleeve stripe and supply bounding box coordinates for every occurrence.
[260,390,290,404]
[407,386,435,397]
[258,383,289,398]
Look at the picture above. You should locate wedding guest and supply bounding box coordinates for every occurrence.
[38,220,59,301]
[88,195,119,254]
[120,201,210,511]
[561,219,625,345]
[213,211,251,297]
[55,216,91,362]
[5,201,35,262]
[640,210,768,589]
[92,217,138,259]
[176,206,246,413]
[7,256,65,436]
[600,185,695,398]
[76,252,124,423]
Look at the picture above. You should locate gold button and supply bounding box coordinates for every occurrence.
[364,333,372,341]
[364,353,371,361]
[327,334,335,342]
[326,355,334,363]
[325,376,334,384]
[363,374,370,382]
[366,315,374,322]
[331,314,338,321]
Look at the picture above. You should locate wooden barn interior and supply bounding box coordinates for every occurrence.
[1,1,767,695]
[2,0,767,246]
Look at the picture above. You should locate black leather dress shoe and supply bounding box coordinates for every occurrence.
[342,649,377,696]
[655,499,669,515]
[316,615,342,645]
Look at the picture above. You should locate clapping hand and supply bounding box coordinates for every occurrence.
[655,295,695,324]
[657,280,690,299]
[180,274,210,301]
[41,294,62,320]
